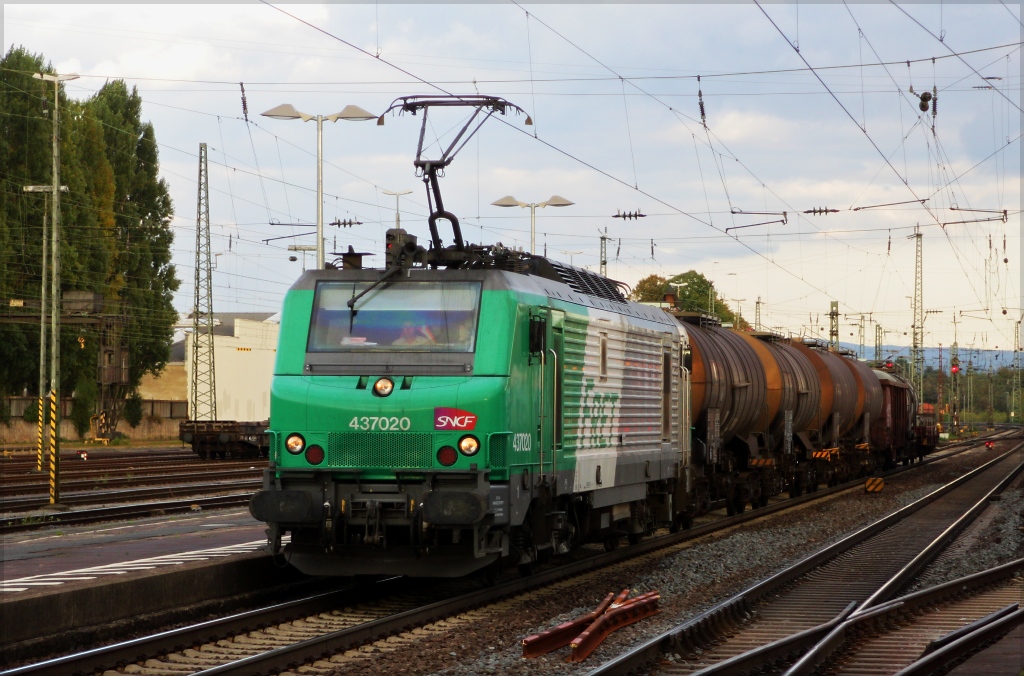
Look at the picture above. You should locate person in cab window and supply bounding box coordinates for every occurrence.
[393,323,436,346]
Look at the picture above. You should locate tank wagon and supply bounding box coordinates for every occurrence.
[247,95,926,578]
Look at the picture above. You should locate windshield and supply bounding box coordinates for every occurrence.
[307,281,481,353]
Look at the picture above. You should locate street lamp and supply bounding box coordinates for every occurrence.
[261,103,376,269]
[491,195,574,255]
[381,189,412,229]
[33,71,77,505]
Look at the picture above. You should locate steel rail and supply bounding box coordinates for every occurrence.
[0,493,255,533]
[4,437,1012,673]
[896,607,1024,675]
[589,441,1024,675]
[176,440,1024,676]
[1,469,261,496]
[0,578,410,676]
[0,479,263,512]
[687,558,1024,676]
[783,459,1024,675]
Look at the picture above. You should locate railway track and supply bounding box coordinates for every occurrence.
[0,433,997,535]
[0,493,256,533]
[0,478,263,513]
[0,468,261,497]
[592,441,1024,675]
[5,438,1013,676]
[808,562,1023,675]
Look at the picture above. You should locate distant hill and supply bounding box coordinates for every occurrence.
[840,342,1017,370]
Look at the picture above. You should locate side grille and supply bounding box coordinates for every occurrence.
[548,260,627,303]
[489,433,510,469]
[327,432,433,468]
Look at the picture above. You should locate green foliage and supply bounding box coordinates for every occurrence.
[22,398,39,424]
[71,372,98,439]
[0,396,9,427]
[628,275,668,302]
[123,391,143,428]
[630,271,749,329]
[0,46,179,417]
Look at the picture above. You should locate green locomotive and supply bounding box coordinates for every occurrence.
[251,253,690,576]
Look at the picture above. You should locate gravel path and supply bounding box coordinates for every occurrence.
[306,444,1014,676]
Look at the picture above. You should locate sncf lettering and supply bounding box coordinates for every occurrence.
[434,407,478,430]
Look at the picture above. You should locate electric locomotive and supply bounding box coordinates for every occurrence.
[249,96,692,577]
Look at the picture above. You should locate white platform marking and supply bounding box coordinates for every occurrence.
[0,538,285,593]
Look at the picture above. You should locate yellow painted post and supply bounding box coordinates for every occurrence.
[48,390,59,504]
[36,395,44,472]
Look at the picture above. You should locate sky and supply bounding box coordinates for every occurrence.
[5,2,1022,367]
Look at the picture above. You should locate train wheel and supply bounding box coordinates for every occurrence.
[726,501,735,516]
[733,497,746,515]
[480,560,502,587]
[788,477,802,498]
[758,494,769,508]
[603,535,620,551]
[628,532,641,545]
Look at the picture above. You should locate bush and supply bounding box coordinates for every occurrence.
[70,375,98,439]
[22,398,40,424]
[123,392,143,429]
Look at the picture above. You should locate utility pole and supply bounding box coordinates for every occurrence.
[559,250,583,266]
[828,301,839,350]
[23,185,68,472]
[34,71,77,506]
[909,226,924,399]
[950,315,960,429]
[874,323,883,363]
[755,297,762,331]
[966,352,973,423]
[598,227,610,277]
[381,189,412,229]
[937,343,944,424]
[1013,319,1021,424]
[191,143,217,422]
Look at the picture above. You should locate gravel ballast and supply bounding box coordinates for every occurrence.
[298,444,1019,676]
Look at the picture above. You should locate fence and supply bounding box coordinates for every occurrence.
[5,397,188,421]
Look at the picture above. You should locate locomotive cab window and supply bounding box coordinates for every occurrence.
[307,281,481,353]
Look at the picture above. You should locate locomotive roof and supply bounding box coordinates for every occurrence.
[291,262,677,329]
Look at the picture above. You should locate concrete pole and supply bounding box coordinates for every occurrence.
[49,76,62,505]
[38,196,48,471]
[316,115,324,269]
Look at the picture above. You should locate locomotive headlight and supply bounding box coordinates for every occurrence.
[373,377,394,397]
[458,435,480,456]
[285,433,305,454]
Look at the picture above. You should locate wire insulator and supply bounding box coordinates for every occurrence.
[239,82,249,122]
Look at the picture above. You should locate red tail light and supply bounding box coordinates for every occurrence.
[437,446,458,467]
[305,444,325,465]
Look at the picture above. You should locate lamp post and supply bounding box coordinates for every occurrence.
[491,195,574,255]
[33,71,77,505]
[261,103,376,269]
[381,189,412,229]
[23,184,68,472]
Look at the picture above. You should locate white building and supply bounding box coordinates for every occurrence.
[184,313,280,422]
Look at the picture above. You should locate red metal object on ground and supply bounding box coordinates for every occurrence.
[568,591,661,662]
[521,588,660,661]
[521,591,618,657]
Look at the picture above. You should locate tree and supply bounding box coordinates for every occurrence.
[0,46,179,432]
[631,271,749,329]
[629,275,668,302]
